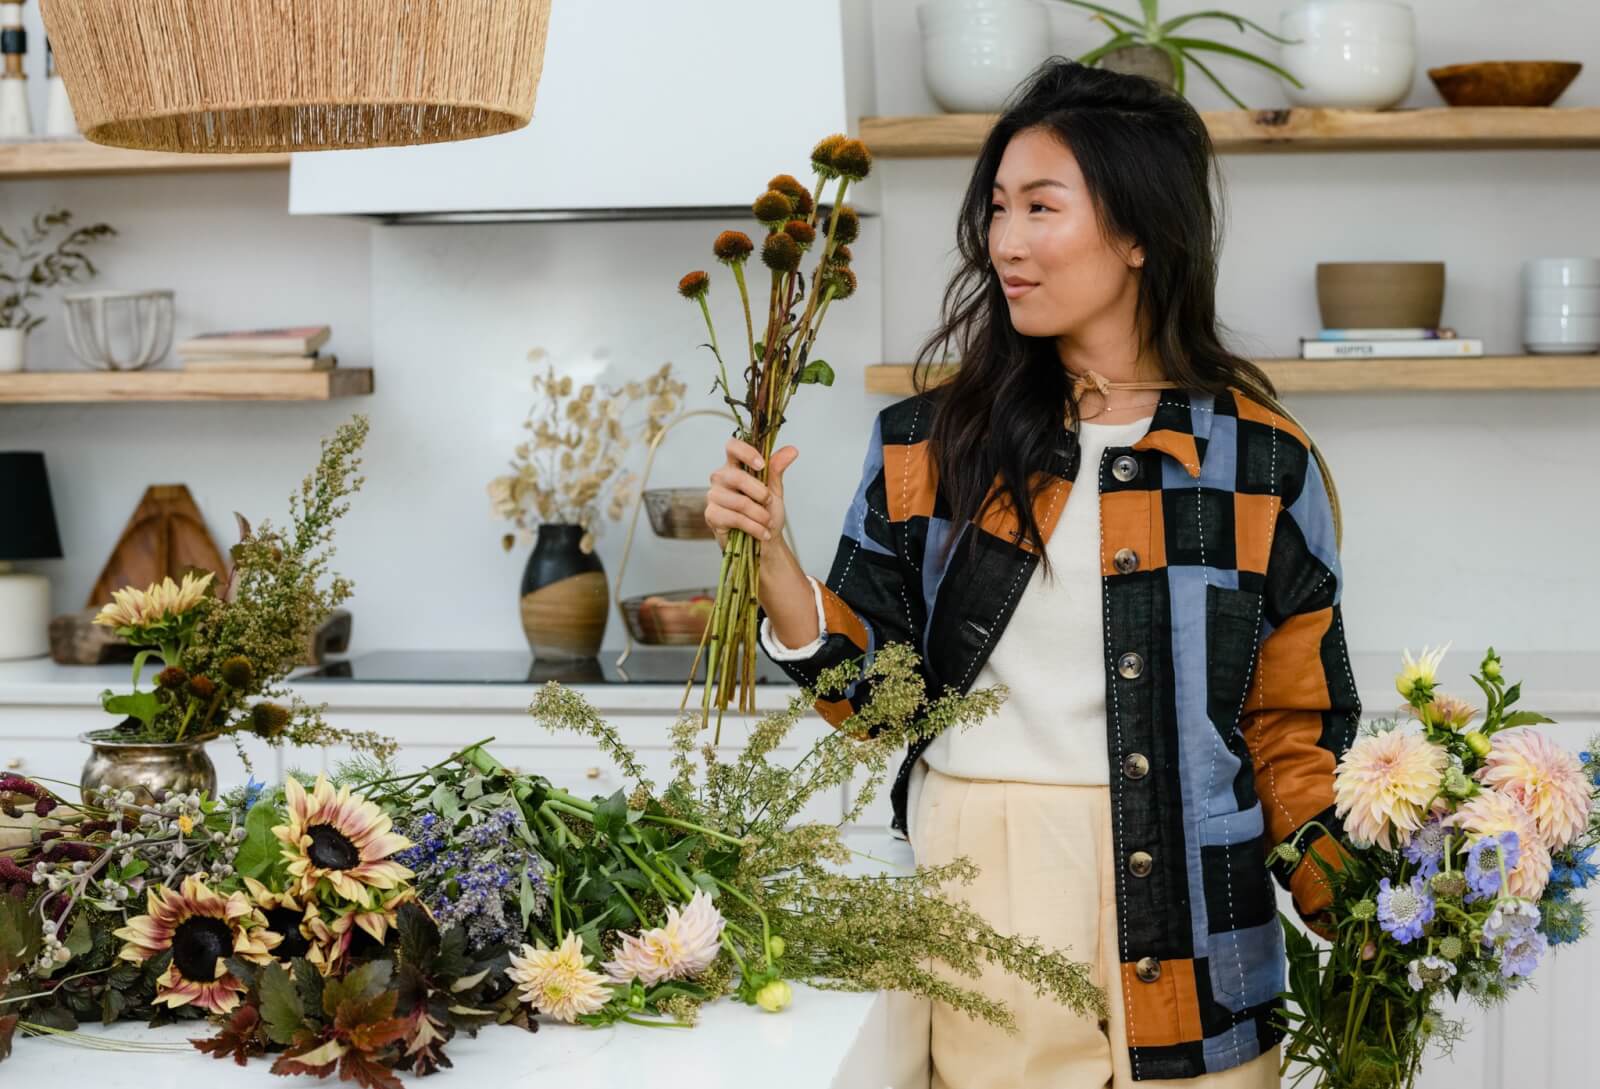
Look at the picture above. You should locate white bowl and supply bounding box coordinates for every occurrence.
[62,289,175,371]
[1522,258,1600,289]
[918,2,1051,113]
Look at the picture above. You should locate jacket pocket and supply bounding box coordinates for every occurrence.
[1204,584,1263,740]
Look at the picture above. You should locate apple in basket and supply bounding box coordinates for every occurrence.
[636,591,716,642]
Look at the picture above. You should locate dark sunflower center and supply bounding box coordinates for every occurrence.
[172,916,233,982]
[264,907,311,960]
[307,823,361,870]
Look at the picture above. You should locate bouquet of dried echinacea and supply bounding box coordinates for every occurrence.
[677,133,871,741]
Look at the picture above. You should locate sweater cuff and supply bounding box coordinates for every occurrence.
[758,575,829,660]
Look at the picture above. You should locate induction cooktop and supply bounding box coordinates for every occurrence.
[294,648,794,686]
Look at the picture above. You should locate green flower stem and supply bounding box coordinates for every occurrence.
[730,260,756,371]
[552,863,565,942]
[719,929,750,978]
[709,874,773,970]
[606,868,655,929]
[618,840,682,905]
[638,814,747,846]
[620,1014,692,1029]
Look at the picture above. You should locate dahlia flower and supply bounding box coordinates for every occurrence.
[1395,642,1450,702]
[508,930,613,1023]
[1450,790,1553,900]
[1478,728,1591,852]
[1334,730,1448,850]
[602,888,726,985]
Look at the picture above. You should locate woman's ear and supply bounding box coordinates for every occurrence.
[1129,245,1145,269]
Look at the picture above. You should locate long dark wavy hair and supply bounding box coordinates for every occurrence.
[910,57,1336,582]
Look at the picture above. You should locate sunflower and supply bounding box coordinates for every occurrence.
[244,877,314,961]
[274,775,413,905]
[114,874,280,1014]
[304,887,419,975]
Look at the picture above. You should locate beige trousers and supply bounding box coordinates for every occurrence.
[902,763,1282,1089]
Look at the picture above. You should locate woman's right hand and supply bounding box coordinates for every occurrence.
[705,437,798,553]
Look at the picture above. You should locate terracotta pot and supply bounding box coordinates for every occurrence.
[1097,44,1176,90]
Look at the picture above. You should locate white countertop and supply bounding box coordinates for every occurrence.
[3,650,1598,716]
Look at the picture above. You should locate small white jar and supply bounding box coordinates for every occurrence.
[1522,258,1600,354]
[918,0,1052,113]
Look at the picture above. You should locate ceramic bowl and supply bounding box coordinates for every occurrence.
[1316,262,1444,329]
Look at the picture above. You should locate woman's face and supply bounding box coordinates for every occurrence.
[987,126,1143,341]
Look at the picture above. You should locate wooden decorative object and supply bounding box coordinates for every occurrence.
[85,484,227,609]
[40,0,553,154]
[1428,61,1582,108]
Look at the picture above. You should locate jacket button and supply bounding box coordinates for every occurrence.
[1136,956,1161,983]
[1113,547,1139,573]
[1123,752,1150,780]
[1128,850,1154,877]
[1117,651,1143,679]
[1112,454,1140,482]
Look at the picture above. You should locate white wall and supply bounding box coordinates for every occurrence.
[4,0,1599,664]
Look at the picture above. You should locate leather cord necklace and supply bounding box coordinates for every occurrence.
[1068,367,1180,422]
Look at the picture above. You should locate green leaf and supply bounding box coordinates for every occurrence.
[592,789,628,840]
[322,959,392,1019]
[396,900,440,969]
[797,359,834,387]
[520,871,538,926]
[430,781,462,822]
[259,962,305,1046]
[64,914,92,958]
[1498,710,1556,729]
[101,689,162,728]
[234,798,286,881]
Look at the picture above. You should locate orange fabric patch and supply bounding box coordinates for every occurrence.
[1100,488,1161,575]
[1132,429,1201,479]
[1232,491,1279,577]
[1290,828,1347,918]
[1240,606,1337,846]
[1231,389,1309,448]
[973,473,1070,554]
[815,696,860,733]
[818,584,869,654]
[1119,958,1205,1047]
[882,439,938,522]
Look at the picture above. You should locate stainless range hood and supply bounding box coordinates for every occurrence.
[288,0,880,224]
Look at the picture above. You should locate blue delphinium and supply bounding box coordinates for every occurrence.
[1376,875,1436,943]
[395,806,552,951]
[1464,831,1521,903]
[1401,818,1447,879]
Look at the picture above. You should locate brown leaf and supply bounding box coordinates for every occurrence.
[339,1050,406,1089]
[191,1004,268,1067]
[0,1012,17,1061]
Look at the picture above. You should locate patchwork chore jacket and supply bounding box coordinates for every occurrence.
[755,384,1362,1080]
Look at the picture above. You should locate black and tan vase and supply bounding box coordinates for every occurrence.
[520,522,608,661]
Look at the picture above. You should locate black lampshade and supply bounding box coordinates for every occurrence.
[0,452,63,561]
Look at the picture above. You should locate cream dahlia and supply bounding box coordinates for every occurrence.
[1414,691,1477,732]
[1477,728,1591,853]
[1448,789,1553,900]
[115,874,279,1014]
[508,930,613,1023]
[1334,729,1448,850]
[602,888,727,985]
[274,775,412,905]
[93,570,214,630]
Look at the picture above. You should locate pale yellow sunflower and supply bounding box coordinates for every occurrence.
[304,887,418,975]
[93,571,214,630]
[114,874,279,1014]
[274,775,412,904]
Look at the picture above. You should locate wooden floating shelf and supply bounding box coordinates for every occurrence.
[866,356,1600,396]
[0,368,374,404]
[0,139,290,179]
[861,107,1600,157]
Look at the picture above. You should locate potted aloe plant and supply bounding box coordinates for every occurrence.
[1057,0,1305,106]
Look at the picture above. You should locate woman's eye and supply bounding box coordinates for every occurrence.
[1029,202,1049,213]
[990,202,1005,214]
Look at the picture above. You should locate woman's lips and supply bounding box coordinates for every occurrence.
[1002,279,1036,299]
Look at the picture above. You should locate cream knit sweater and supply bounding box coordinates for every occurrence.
[761,414,1155,840]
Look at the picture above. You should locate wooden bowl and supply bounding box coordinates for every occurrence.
[1316,262,1445,330]
[1427,61,1581,107]
[642,487,715,540]
[620,588,716,645]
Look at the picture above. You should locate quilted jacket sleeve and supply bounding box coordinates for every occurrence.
[754,410,936,738]
[1240,445,1363,923]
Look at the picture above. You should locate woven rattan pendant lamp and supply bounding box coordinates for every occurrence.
[39,0,552,153]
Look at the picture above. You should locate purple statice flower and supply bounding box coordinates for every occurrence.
[1465,831,1520,903]
[1402,818,1448,879]
[1498,929,1548,978]
[1406,954,1457,991]
[1376,875,1436,944]
[1482,898,1541,946]
[396,806,552,951]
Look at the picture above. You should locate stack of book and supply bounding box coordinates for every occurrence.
[177,325,335,371]
[1298,326,1484,360]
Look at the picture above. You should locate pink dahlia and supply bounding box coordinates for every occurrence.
[1448,789,1553,900]
[1477,728,1591,853]
[1334,730,1448,850]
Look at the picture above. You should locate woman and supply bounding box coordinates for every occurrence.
[705,58,1360,1088]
